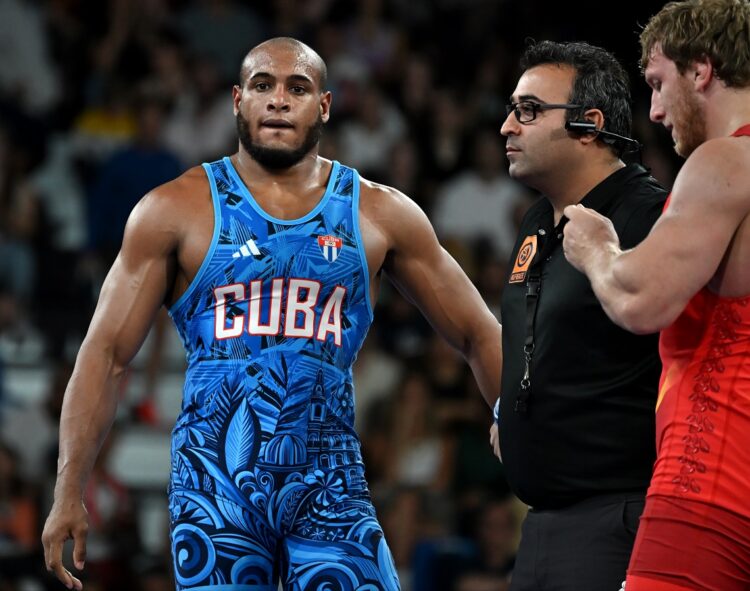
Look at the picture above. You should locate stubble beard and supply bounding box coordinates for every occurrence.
[672,83,706,159]
[236,111,323,170]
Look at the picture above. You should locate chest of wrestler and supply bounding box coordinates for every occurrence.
[168,159,372,423]
[498,165,666,508]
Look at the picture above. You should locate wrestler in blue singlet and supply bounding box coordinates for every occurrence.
[167,157,400,591]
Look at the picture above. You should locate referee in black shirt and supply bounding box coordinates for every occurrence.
[492,41,667,591]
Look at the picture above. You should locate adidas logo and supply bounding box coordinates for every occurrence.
[232,239,262,258]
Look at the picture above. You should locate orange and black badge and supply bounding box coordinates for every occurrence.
[509,235,537,284]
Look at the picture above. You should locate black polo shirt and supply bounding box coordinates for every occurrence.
[499,163,667,510]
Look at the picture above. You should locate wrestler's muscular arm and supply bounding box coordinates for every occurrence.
[41,168,206,590]
[358,180,502,408]
[563,138,750,334]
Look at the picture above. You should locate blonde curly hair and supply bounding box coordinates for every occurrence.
[640,0,750,87]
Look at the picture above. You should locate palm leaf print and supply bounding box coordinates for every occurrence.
[224,399,260,476]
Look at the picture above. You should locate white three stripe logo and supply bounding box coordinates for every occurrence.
[232,239,262,258]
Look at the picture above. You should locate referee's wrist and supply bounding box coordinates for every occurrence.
[493,397,500,422]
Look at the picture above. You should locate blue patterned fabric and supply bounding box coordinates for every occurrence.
[166,157,399,590]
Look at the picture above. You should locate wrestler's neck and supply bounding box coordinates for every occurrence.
[702,86,750,139]
[232,147,328,193]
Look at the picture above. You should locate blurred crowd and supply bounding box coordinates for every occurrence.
[0,1,680,590]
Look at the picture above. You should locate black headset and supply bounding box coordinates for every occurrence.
[564,120,643,160]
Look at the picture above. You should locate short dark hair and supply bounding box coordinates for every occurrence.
[521,40,632,156]
[240,37,328,91]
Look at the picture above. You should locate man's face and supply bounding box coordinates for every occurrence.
[500,64,577,189]
[644,46,706,158]
[233,45,331,169]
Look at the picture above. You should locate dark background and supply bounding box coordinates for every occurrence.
[0,1,677,590]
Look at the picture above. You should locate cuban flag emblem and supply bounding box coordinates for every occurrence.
[317,234,342,263]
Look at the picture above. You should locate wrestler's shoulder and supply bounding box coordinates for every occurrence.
[669,137,750,219]
[126,166,210,237]
[684,136,750,183]
[357,173,424,224]
[148,165,210,204]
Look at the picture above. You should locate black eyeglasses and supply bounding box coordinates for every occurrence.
[506,101,582,124]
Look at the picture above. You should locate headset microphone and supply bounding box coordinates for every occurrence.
[565,121,599,134]
[564,120,643,159]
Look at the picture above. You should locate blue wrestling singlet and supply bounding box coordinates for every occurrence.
[167,157,400,591]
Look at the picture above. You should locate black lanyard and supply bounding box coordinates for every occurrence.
[514,222,565,413]
[515,264,541,413]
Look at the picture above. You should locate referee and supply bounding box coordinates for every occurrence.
[492,41,666,591]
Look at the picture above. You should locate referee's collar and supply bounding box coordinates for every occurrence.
[533,163,651,225]
[578,163,651,214]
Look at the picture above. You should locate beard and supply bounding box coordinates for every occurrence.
[236,111,323,169]
[672,81,706,158]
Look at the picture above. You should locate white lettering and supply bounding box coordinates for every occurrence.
[212,279,346,344]
[214,284,245,339]
[316,286,346,346]
[285,279,320,337]
[248,278,283,335]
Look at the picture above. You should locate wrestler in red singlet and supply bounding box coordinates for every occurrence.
[626,125,750,591]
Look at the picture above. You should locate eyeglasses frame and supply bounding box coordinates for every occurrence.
[506,101,583,124]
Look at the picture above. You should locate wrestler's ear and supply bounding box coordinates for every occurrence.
[690,57,713,92]
[232,85,242,116]
[320,91,331,124]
